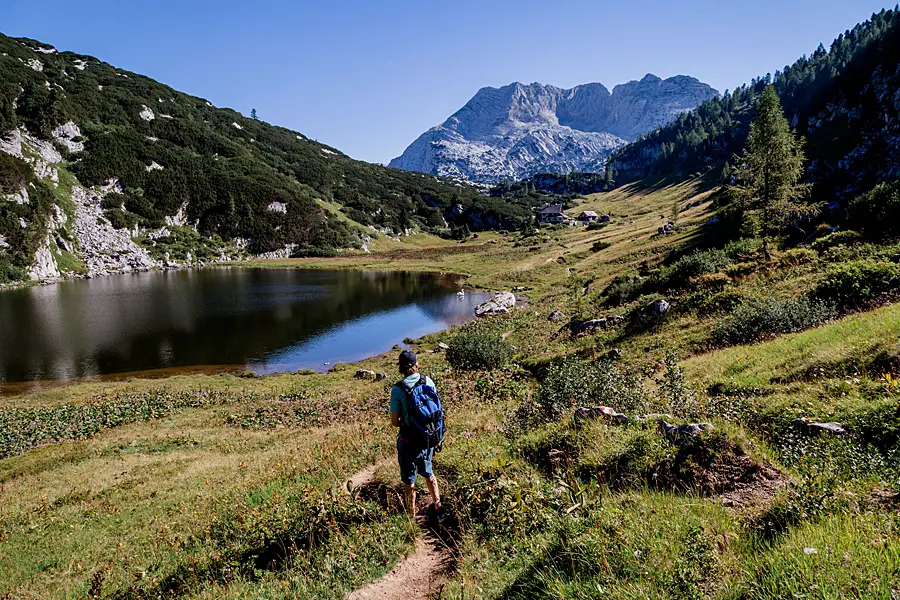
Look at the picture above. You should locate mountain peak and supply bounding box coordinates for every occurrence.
[390,76,718,184]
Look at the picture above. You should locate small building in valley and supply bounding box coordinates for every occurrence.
[537,204,567,224]
[577,210,599,224]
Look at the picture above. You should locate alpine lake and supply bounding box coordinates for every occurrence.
[0,267,489,393]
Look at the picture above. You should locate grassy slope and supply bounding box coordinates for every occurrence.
[1,180,898,598]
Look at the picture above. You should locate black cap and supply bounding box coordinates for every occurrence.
[398,350,417,370]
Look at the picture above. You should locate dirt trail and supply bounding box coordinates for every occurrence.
[343,463,455,600]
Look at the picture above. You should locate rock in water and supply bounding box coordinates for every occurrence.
[390,75,718,185]
[475,292,516,317]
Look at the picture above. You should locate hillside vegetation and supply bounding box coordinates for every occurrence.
[0,33,536,282]
[609,7,900,206]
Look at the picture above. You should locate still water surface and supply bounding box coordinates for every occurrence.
[0,268,489,388]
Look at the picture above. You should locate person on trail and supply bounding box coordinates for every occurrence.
[390,350,448,523]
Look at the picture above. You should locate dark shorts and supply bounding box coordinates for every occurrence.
[397,437,434,486]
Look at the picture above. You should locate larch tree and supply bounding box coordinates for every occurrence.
[732,85,810,238]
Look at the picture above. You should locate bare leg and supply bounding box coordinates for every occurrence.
[404,484,416,517]
[425,475,441,509]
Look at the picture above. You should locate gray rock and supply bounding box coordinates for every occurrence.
[390,75,718,184]
[548,310,566,322]
[375,373,387,381]
[354,369,376,380]
[475,291,516,317]
[648,299,671,315]
[658,420,714,445]
[606,348,622,361]
[792,418,847,436]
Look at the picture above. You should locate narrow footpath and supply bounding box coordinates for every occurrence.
[344,463,454,600]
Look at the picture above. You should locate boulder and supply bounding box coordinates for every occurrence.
[605,348,622,361]
[648,299,671,315]
[375,373,388,381]
[354,369,376,380]
[572,318,607,334]
[548,310,566,322]
[435,342,450,352]
[658,420,714,445]
[791,417,847,436]
[475,291,516,317]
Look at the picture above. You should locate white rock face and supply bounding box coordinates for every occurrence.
[391,75,718,184]
[232,122,243,130]
[52,121,84,153]
[321,148,336,155]
[5,186,29,204]
[145,161,164,172]
[26,58,43,72]
[28,235,60,280]
[0,129,22,157]
[267,201,287,214]
[139,105,155,121]
[165,202,190,227]
[71,185,159,276]
[73,59,87,71]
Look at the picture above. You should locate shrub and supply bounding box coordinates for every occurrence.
[848,180,900,237]
[446,331,515,371]
[693,289,746,316]
[777,247,817,266]
[602,275,645,306]
[688,272,731,291]
[657,248,731,289]
[291,245,338,258]
[586,221,609,231]
[710,296,834,346]
[810,230,863,253]
[814,260,900,308]
[591,240,611,252]
[533,359,649,422]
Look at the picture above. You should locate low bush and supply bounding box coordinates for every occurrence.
[446,331,515,371]
[814,259,900,308]
[710,296,834,346]
[602,275,645,306]
[591,240,611,252]
[777,247,818,266]
[810,230,863,253]
[847,180,900,237]
[693,289,746,316]
[533,359,649,422]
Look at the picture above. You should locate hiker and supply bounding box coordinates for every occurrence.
[390,350,448,523]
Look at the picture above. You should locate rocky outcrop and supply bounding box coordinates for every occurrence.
[391,75,717,184]
[71,184,159,276]
[475,291,517,316]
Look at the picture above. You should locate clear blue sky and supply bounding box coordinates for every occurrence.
[5,0,894,164]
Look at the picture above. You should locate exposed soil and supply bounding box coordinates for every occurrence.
[717,461,789,510]
[344,464,458,600]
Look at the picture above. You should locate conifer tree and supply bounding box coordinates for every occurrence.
[732,86,809,237]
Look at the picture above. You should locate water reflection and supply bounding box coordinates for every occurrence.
[0,268,488,387]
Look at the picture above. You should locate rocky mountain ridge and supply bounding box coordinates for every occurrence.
[390,75,718,184]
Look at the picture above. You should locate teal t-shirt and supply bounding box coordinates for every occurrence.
[390,374,436,426]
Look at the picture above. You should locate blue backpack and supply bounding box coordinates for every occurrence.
[398,375,445,449]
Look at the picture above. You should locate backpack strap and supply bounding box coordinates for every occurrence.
[396,375,424,433]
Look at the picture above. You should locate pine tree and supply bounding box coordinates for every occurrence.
[732,86,809,237]
[250,108,258,120]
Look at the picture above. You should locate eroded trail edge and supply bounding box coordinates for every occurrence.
[344,463,456,600]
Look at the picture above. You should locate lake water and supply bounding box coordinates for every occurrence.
[0,268,489,390]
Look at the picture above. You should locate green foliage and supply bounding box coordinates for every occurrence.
[0,32,532,261]
[0,389,238,459]
[533,359,649,422]
[815,259,900,307]
[609,8,900,204]
[731,86,809,236]
[710,296,834,346]
[810,230,863,252]
[0,153,31,195]
[847,180,900,237]
[445,331,515,371]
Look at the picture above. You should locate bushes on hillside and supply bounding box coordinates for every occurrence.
[710,296,834,346]
[534,360,649,422]
[848,181,900,237]
[810,230,863,253]
[815,260,900,308]
[446,331,515,371]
